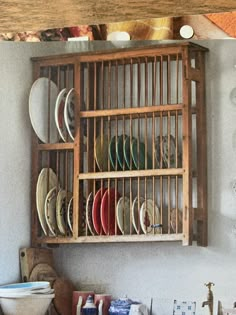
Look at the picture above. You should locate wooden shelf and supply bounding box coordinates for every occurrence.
[37,143,74,151]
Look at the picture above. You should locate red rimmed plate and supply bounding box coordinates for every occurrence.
[101,188,121,235]
[92,188,107,235]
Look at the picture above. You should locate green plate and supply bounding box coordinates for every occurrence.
[116,135,128,170]
[131,138,152,169]
[123,136,137,170]
[109,136,121,170]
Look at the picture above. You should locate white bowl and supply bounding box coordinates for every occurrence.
[0,293,54,315]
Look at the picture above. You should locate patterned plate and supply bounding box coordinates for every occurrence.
[55,88,68,142]
[67,197,73,234]
[44,186,58,236]
[140,199,160,234]
[56,189,72,236]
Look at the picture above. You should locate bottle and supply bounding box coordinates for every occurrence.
[82,295,97,315]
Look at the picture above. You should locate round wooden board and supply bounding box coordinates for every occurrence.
[53,278,76,315]
[29,263,58,282]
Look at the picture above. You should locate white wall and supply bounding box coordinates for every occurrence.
[1,40,236,315]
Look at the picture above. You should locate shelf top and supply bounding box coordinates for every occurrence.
[31,41,209,63]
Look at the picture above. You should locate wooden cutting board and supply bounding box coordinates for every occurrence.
[20,247,54,282]
[29,263,58,283]
[53,278,76,315]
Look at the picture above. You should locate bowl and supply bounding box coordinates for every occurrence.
[0,281,50,293]
[0,293,54,315]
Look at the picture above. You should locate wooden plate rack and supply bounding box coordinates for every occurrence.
[31,42,208,246]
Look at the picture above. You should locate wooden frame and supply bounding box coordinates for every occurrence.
[31,42,208,246]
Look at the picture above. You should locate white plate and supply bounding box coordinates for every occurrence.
[54,88,68,142]
[116,196,131,235]
[131,196,144,234]
[44,186,58,236]
[140,199,161,234]
[67,197,73,234]
[86,192,95,236]
[56,189,72,236]
[64,88,75,141]
[36,168,58,235]
[29,77,58,143]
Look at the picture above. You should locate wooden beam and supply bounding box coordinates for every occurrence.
[0,0,235,32]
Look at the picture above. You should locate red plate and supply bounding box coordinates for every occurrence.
[92,188,107,235]
[101,188,121,235]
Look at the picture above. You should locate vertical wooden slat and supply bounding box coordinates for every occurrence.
[182,47,193,246]
[196,51,208,246]
[73,60,81,239]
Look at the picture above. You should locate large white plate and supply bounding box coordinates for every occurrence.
[64,88,75,141]
[86,192,95,236]
[131,196,144,234]
[140,199,161,234]
[67,196,73,234]
[54,88,68,142]
[116,196,131,235]
[36,168,58,235]
[29,77,58,143]
[44,186,58,236]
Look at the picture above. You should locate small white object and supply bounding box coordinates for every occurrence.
[76,296,83,315]
[180,25,194,39]
[68,36,89,41]
[107,31,130,41]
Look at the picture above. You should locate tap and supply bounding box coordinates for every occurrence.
[202,282,215,315]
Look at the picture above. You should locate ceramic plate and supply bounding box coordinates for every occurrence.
[170,208,183,233]
[116,196,131,235]
[155,135,181,168]
[92,188,107,235]
[116,135,128,170]
[55,88,68,142]
[86,192,95,236]
[101,188,121,235]
[95,135,111,171]
[123,136,137,170]
[64,88,75,141]
[44,186,58,236]
[36,168,58,235]
[29,77,58,143]
[56,189,72,236]
[131,138,152,169]
[131,196,144,234]
[109,136,121,170]
[67,197,73,234]
[140,199,161,234]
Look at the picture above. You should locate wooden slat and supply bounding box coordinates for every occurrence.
[37,143,74,151]
[79,168,184,180]
[35,233,184,244]
[1,1,235,32]
[182,46,193,246]
[196,52,208,246]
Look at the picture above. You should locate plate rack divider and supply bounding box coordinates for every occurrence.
[31,42,208,246]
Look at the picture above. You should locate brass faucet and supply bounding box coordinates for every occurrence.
[202,282,215,315]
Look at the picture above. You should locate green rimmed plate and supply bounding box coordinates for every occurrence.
[116,134,129,170]
[131,138,152,169]
[123,136,137,170]
[109,136,121,170]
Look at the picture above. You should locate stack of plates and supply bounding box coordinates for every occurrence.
[95,134,152,171]
[0,282,54,315]
[29,78,79,143]
[36,168,73,236]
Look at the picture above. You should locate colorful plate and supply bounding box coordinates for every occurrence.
[116,196,131,235]
[56,189,72,236]
[64,88,75,141]
[92,188,107,235]
[86,192,95,236]
[123,136,137,170]
[44,186,58,236]
[140,199,161,234]
[55,88,68,142]
[95,135,110,171]
[131,138,152,169]
[101,188,121,235]
[116,135,128,170]
[36,168,58,235]
[29,77,58,143]
[131,196,144,234]
[109,136,121,170]
[67,197,73,234]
